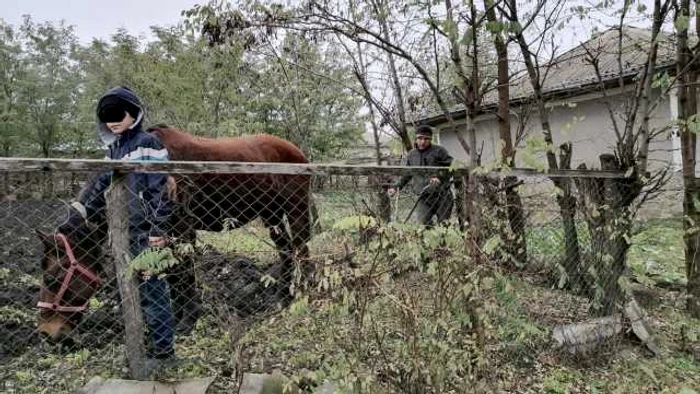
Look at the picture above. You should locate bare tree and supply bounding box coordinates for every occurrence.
[335,35,393,221]
[480,0,527,265]
[675,0,700,317]
[504,0,583,288]
[256,0,475,156]
[574,0,672,314]
[438,0,489,238]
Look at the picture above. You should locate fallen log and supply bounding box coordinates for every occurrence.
[77,376,215,394]
[552,314,624,354]
[552,298,660,355]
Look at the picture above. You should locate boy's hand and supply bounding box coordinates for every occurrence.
[148,236,166,247]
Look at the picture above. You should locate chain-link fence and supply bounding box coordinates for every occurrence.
[0,158,686,392]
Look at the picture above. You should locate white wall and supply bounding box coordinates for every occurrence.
[438,87,680,173]
[435,87,692,218]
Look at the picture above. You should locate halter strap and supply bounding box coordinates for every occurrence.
[37,233,101,313]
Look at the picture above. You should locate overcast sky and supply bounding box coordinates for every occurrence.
[1,0,200,43]
[2,0,656,47]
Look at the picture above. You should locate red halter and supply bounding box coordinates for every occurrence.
[37,233,102,313]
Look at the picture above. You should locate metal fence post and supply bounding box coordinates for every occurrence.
[105,171,147,380]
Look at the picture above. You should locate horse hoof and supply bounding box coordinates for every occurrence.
[175,317,198,336]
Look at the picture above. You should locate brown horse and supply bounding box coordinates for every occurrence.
[36,125,314,342]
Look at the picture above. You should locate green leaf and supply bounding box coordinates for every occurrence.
[127,247,179,277]
[289,296,309,316]
[675,14,690,32]
[443,19,458,39]
[88,297,102,310]
[483,235,502,254]
[460,30,473,45]
[486,21,505,34]
[652,71,671,90]
[688,114,700,134]
[508,21,523,34]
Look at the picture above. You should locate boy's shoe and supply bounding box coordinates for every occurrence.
[144,353,179,377]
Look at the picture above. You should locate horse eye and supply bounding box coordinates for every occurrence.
[44,272,60,291]
[43,261,65,290]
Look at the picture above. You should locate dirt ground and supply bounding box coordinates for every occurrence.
[1,200,65,359]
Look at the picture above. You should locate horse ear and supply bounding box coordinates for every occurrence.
[147,123,169,133]
[35,230,62,250]
[35,230,52,244]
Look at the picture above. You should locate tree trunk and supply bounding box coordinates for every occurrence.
[556,143,583,291]
[485,3,527,265]
[507,0,582,282]
[371,123,391,222]
[683,175,700,316]
[601,155,636,315]
[576,155,637,315]
[442,0,482,235]
[677,0,700,315]
[354,40,391,222]
[636,0,666,174]
[375,0,412,151]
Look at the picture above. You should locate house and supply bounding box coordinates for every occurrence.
[416,26,688,177]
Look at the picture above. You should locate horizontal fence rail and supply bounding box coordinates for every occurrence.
[0,157,629,178]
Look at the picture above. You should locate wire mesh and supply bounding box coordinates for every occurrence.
[0,162,683,392]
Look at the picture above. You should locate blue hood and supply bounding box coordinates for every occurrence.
[96,86,145,146]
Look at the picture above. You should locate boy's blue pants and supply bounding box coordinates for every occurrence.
[133,235,174,358]
[139,276,175,358]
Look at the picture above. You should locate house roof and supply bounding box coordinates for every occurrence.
[418,26,681,127]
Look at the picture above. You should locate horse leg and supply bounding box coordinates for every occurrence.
[167,221,202,336]
[280,184,313,287]
[261,208,295,303]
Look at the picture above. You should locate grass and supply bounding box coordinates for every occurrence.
[493,274,700,393]
[628,218,686,287]
[526,217,686,288]
[194,190,423,264]
[475,216,698,393]
[197,220,277,264]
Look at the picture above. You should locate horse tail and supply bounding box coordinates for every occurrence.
[309,194,321,236]
[290,174,312,247]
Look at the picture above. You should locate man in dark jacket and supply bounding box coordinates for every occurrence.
[76,86,177,362]
[388,125,454,227]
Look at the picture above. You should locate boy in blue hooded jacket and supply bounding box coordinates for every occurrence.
[79,86,175,361]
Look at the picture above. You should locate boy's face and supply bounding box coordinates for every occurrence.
[106,112,136,134]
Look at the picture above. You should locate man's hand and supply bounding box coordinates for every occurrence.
[387,187,397,197]
[429,177,441,186]
[148,236,166,247]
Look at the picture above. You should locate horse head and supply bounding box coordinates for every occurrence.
[35,204,106,343]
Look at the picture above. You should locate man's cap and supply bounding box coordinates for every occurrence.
[415,125,433,138]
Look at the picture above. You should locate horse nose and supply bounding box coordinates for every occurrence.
[37,324,72,344]
[55,325,72,342]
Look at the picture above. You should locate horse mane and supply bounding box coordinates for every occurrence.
[45,206,106,270]
[146,124,309,164]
